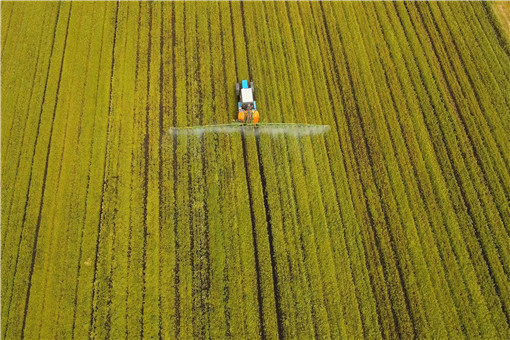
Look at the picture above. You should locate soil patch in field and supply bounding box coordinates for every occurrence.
[493,2,510,39]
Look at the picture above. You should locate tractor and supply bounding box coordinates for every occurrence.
[236,79,259,124]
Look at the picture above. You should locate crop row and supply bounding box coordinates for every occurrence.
[2,2,510,339]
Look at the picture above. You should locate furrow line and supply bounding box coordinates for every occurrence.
[20,4,72,338]
[140,3,153,338]
[239,3,274,339]
[87,2,119,337]
[1,5,61,332]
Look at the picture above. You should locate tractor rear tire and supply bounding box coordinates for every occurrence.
[236,83,240,95]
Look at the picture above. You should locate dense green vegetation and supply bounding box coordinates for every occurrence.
[2,2,510,338]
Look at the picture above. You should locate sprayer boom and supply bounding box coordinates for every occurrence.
[168,79,330,136]
[169,123,330,136]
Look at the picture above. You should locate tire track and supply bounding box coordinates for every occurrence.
[332,4,419,336]
[316,3,398,338]
[368,3,465,336]
[19,3,72,338]
[1,2,15,53]
[412,2,510,325]
[218,4,236,332]
[1,5,27,153]
[3,3,51,237]
[228,3,257,337]
[255,4,311,337]
[140,3,153,338]
[2,4,61,331]
[239,2,280,338]
[124,4,143,337]
[308,5,384,336]
[396,3,501,335]
[103,4,130,339]
[376,4,471,334]
[201,4,214,336]
[171,2,181,337]
[193,4,210,336]
[184,4,195,337]
[52,4,97,336]
[87,2,119,337]
[353,3,454,336]
[0,6,31,164]
[283,3,368,337]
[265,2,345,337]
[70,4,108,337]
[157,3,165,338]
[290,3,368,336]
[481,2,510,58]
[430,3,510,211]
[391,4,486,336]
[475,3,510,82]
[434,3,510,229]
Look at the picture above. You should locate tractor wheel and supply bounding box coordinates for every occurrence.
[249,81,254,93]
[236,83,240,95]
[238,110,245,122]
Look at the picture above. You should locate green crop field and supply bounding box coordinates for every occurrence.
[2,1,510,339]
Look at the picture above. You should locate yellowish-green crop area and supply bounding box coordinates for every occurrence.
[2,2,510,338]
